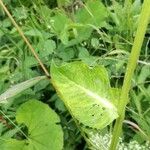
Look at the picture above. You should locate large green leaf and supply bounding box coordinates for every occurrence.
[51,61,118,129]
[0,100,63,150]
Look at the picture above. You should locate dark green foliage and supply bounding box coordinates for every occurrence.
[0,0,150,149]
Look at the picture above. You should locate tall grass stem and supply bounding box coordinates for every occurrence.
[109,0,150,149]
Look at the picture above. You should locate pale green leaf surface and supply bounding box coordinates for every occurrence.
[51,11,71,34]
[78,47,90,58]
[0,100,63,150]
[75,0,107,27]
[24,29,43,37]
[40,40,56,57]
[0,76,46,103]
[51,61,118,129]
[58,48,75,61]
[110,88,121,107]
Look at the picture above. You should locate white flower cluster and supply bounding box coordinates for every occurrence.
[118,139,150,150]
[88,132,150,150]
[88,133,111,150]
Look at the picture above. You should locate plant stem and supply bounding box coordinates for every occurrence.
[57,0,62,8]
[109,0,150,150]
[0,0,50,78]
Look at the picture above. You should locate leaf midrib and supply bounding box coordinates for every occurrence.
[56,69,116,109]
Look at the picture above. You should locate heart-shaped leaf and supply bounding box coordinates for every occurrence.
[0,100,63,150]
[51,61,118,129]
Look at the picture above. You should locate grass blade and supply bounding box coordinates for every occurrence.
[0,76,46,103]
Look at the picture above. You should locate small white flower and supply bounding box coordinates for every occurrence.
[88,132,150,150]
